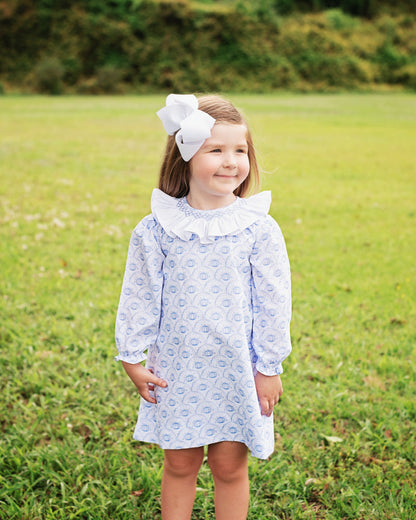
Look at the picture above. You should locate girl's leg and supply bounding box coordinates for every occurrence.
[207,441,249,520]
[161,446,204,520]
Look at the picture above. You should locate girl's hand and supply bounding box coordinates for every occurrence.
[254,372,283,417]
[121,361,167,404]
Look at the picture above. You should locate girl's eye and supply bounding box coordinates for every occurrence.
[210,148,221,153]
[237,148,248,154]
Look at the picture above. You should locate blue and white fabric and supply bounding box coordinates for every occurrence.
[115,189,292,459]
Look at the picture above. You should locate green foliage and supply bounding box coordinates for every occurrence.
[375,42,407,81]
[292,53,372,88]
[61,57,82,86]
[33,57,65,94]
[236,0,279,22]
[325,8,359,30]
[273,0,416,17]
[0,93,415,519]
[393,63,416,89]
[0,1,416,92]
[96,65,125,93]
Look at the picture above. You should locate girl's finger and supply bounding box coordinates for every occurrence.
[259,398,269,416]
[148,373,168,389]
[140,387,157,404]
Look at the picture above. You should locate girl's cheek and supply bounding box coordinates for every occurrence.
[242,156,250,173]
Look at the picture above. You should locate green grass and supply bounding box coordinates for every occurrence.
[0,94,415,519]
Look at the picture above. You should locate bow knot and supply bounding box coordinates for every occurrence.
[157,94,216,162]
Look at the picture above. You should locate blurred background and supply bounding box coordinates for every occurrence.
[1,0,415,95]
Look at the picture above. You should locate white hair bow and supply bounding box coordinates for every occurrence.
[157,94,216,162]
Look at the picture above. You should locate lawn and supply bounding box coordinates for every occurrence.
[0,93,415,519]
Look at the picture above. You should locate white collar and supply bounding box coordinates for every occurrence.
[151,189,271,244]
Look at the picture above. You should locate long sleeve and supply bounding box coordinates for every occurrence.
[115,216,165,364]
[250,215,292,375]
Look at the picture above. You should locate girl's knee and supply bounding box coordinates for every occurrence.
[207,442,248,483]
[208,457,247,483]
[164,447,204,479]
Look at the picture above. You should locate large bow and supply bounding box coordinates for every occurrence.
[157,94,216,162]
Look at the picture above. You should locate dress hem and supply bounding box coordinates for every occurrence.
[132,433,273,460]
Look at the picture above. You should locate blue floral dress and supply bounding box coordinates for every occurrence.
[115,189,292,459]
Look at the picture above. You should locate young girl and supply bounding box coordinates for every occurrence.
[115,94,292,520]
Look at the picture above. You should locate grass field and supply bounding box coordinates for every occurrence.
[0,94,415,519]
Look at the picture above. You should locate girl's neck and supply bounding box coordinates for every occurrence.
[186,193,237,211]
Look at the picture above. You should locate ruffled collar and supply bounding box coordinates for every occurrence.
[151,188,271,244]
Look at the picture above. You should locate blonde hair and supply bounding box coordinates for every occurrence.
[158,95,260,198]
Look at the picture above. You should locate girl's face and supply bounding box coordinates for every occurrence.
[187,123,250,210]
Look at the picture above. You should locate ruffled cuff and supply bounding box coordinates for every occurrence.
[256,360,283,376]
[115,351,147,364]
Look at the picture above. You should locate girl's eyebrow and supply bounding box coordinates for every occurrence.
[203,142,248,148]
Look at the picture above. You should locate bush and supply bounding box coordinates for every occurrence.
[325,8,359,30]
[62,57,82,86]
[375,41,408,82]
[95,65,124,93]
[273,0,414,18]
[236,0,279,23]
[33,57,65,94]
[293,53,372,88]
[76,77,100,95]
[1,1,416,93]
[269,57,300,88]
[393,63,416,89]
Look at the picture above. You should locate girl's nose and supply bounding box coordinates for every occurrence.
[223,152,237,168]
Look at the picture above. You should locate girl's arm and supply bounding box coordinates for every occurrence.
[254,372,283,417]
[250,216,292,415]
[115,217,164,365]
[250,216,292,376]
[121,362,167,404]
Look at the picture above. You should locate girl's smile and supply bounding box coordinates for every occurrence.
[187,123,250,210]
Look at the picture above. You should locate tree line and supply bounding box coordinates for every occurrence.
[0,0,415,94]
